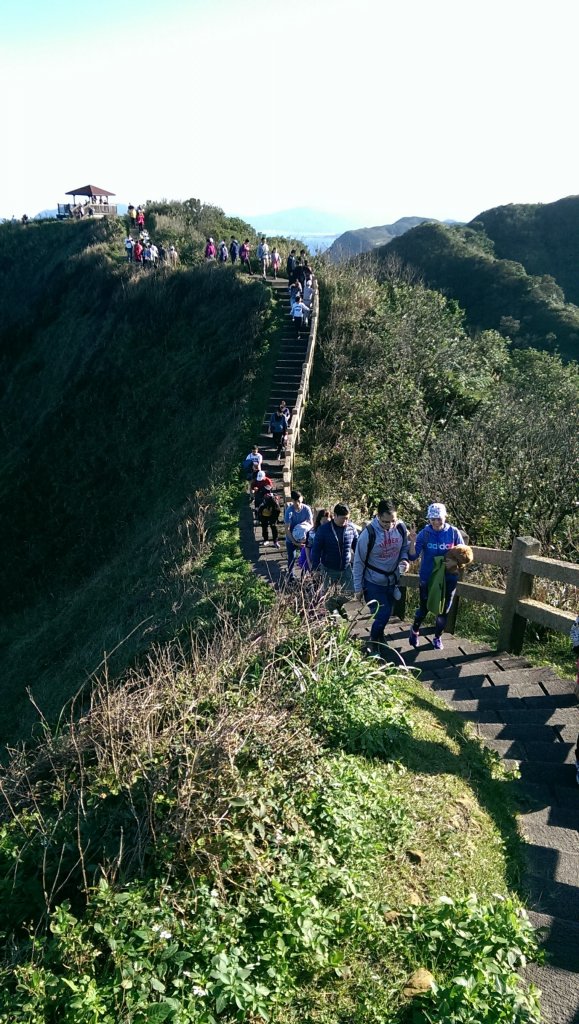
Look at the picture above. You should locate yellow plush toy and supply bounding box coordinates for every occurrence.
[444,544,474,574]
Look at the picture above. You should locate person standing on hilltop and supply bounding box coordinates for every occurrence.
[286,249,297,282]
[271,247,281,278]
[205,237,216,261]
[257,237,270,278]
[230,237,240,264]
[239,239,252,274]
[407,502,465,651]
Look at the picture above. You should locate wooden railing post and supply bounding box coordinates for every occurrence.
[497,536,541,653]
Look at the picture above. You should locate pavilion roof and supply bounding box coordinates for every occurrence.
[65,184,116,197]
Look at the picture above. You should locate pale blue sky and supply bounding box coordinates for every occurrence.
[2,0,578,226]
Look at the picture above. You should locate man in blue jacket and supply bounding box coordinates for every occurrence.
[311,503,358,609]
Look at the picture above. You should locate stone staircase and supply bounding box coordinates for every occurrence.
[240,279,309,584]
[345,612,579,1024]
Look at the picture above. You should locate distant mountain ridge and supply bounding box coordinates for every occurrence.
[326,217,432,260]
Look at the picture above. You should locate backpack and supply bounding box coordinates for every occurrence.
[258,492,280,517]
[362,522,407,582]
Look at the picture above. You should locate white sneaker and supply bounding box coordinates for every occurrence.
[263,541,271,546]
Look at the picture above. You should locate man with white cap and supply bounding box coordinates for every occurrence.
[407,502,464,651]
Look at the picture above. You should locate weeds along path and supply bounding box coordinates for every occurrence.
[240,278,579,1022]
[344,607,579,1024]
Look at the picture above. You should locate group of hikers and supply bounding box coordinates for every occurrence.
[240,272,477,655]
[203,236,281,278]
[124,232,179,267]
[123,206,179,267]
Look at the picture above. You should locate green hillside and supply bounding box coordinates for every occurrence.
[472,194,579,306]
[381,220,579,360]
[0,215,275,740]
[0,215,554,1023]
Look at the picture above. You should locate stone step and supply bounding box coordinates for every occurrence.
[528,910,579,971]
[523,960,579,1024]
[501,708,579,727]
[522,742,576,765]
[525,870,579,923]
[518,760,577,788]
[520,806,579,854]
[474,722,566,742]
[522,844,579,887]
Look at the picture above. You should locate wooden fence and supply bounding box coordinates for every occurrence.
[397,536,578,653]
[281,282,319,501]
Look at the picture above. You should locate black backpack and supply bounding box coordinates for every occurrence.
[362,522,407,582]
[259,492,280,516]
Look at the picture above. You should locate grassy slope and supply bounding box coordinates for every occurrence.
[383,221,579,360]
[0,218,278,741]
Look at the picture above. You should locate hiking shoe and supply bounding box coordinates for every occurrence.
[409,628,420,648]
[432,636,444,651]
[263,541,271,546]
[273,541,280,548]
[364,640,382,658]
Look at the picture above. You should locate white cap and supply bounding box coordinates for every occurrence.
[427,502,447,521]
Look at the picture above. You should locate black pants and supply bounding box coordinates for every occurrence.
[260,513,279,542]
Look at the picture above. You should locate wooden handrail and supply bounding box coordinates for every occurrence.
[282,282,319,504]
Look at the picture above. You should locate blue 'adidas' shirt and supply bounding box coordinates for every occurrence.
[409,524,463,582]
